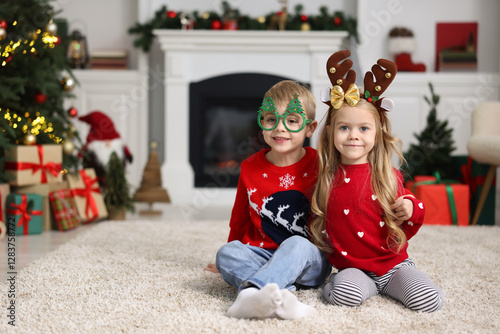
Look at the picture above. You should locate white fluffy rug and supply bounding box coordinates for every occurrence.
[1,220,500,333]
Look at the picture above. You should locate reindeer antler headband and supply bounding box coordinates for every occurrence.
[320,50,397,123]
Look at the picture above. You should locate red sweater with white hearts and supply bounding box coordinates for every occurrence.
[325,163,425,276]
[227,147,318,249]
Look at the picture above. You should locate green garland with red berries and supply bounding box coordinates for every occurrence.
[129,3,357,52]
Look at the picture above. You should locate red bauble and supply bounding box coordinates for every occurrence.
[300,15,308,22]
[166,11,176,18]
[211,19,222,30]
[54,36,60,45]
[34,92,47,104]
[0,20,7,29]
[68,106,78,118]
[334,16,342,26]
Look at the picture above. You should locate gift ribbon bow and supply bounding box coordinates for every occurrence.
[7,194,42,234]
[412,172,459,226]
[330,83,360,109]
[5,145,62,183]
[71,170,100,221]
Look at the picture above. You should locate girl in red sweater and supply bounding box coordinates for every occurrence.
[310,50,443,312]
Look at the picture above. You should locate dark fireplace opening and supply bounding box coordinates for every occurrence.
[190,73,310,188]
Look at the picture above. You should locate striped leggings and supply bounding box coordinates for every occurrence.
[323,259,443,312]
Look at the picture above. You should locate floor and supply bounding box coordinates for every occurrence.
[0,203,232,281]
[2,189,500,282]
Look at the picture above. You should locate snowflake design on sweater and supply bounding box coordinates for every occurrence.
[279,173,295,189]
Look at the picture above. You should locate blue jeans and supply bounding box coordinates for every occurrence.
[215,236,331,292]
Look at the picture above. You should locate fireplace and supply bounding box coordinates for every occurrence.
[190,73,311,188]
[154,30,347,204]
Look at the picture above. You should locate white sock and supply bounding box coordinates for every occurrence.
[275,289,317,320]
[226,283,282,319]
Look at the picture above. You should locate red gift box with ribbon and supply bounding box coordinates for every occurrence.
[4,144,63,186]
[407,173,469,226]
[6,193,43,235]
[66,168,108,223]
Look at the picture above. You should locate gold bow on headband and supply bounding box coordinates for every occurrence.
[330,83,360,109]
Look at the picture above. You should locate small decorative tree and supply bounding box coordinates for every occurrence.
[104,152,135,220]
[403,83,456,180]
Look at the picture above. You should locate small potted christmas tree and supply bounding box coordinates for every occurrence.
[403,83,456,180]
[104,152,135,220]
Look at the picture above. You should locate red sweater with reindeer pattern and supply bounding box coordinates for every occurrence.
[227,147,319,249]
[325,163,425,276]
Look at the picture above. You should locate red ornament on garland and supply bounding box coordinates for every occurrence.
[34,92,47,104]
[0,20,7,29]
[166,11,176,18]
[211,19,222,30]
[300,15,308,22]
[334,16,342,26]
[68,106,78,118]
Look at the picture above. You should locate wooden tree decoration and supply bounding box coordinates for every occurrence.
[133,141,171,215]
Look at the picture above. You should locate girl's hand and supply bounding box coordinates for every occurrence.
[391,196,413,226]
[204,263,220,274]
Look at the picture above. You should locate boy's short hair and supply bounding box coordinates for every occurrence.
[264,80,316,120]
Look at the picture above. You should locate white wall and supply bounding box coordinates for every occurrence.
[356,0,500,73]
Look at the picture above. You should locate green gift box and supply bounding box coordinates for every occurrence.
[6,193,43,235]
[451,155,496,225]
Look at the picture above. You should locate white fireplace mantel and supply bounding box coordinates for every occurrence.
[154,30,348,206]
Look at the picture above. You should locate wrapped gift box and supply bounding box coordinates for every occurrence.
[66,168,108,223]
[1,183,10,223]
[451,155,496,225]
[49,189,81,231]
[4,144,63,186]
[6,193,43,235]
[13,181,69,231]
[410,176,470,226]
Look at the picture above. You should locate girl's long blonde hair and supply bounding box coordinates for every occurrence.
[310,99,407,253]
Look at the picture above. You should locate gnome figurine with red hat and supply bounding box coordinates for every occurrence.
[79,111,133,187]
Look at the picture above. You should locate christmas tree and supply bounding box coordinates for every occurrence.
[403,83,456,180]
[133,142,170,215]
[0,0,80,183]
[104,152,135,219]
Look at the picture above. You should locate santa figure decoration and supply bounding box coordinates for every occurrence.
[79,111,133,187]
[388,27,426,72]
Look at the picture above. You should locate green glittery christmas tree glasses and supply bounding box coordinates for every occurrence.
[257,94,312,133]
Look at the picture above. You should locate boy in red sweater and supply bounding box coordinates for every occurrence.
[205,80,331,320]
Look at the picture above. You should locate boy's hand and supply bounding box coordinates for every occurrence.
[391,196,413,226]
[204,263,220,274]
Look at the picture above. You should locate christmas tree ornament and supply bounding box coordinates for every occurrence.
[334,16,342,26]
[34,92,47,104]
[46,19,57,34]
[211,19,222,30]
[0,28,6,40]
[0,20,7,29]
[301,22,310,31]
[67,106,78,117]
[22,133,37,145]
[61,75,75,92]
[166,10,176,18]
[62,140,75,154]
